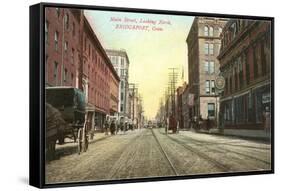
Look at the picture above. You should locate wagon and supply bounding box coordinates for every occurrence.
[45,87,87,158]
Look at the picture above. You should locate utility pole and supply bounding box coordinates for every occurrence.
[168,68,179,117]
[129,83,138,125]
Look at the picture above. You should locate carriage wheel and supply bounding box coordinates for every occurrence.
[77,128,82,155]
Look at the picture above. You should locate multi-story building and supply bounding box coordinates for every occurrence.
[45,8,120,129]
[218,19,271,132]
[186,17,227,121]
[106,49,130,120]
[82,18,120,128]
[45,8,81,87]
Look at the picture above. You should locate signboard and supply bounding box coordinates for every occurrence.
[215,76,225,90]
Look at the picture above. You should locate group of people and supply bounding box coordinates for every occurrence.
[189,115,214,131]
[103,116,135,136]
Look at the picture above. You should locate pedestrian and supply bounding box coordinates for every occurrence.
[198,115,203,130]
[104,116,109,136]
[206,115,211,131]
[176,120,179,134]
[110,119,116,135]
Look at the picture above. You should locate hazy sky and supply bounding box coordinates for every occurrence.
[85,10,194,119]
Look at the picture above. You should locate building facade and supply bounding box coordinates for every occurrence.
[106,49,130,120]
[176,84,186,129]
[218,19,271,130]
[45,8,81,88]
[186,17,227,122]
[45,8,120,129]
[181,83,192,129]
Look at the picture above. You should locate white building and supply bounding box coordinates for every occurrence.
[106,49,130,121]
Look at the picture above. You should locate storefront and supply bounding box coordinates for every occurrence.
[220,82,271,129]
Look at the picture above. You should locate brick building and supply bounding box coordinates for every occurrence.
[45,8,120,129]
[218,19,271,132]
[186,17,227,122]
[45,8,81,87]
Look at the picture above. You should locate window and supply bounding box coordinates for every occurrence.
[54,62,58,85]
[64,41,68,52]
[211,80,215,95]
[204,26,209,36]
[205,80,210,95]
[121,81,124,89]
[71,48,74,63]
[229,76,233,93]
[121,69,125,76]
[261,41,267,76]
[230,22,237,39]
[254,45,259,78]
[55,8,60,17]
[204,61,209,73]
[238,56,244,88]
[64,14,69,29]
[54,31,59,51]
[121,58,124,67]
[209,43,214,55]
[234,66,238,91]
[204,43,209,55]
[208,103,215,117]
[71,73,74,85]
[209,27,214,36]
[45,20,49,43]
[204,61,215,74]
[63,68,68,83]
[72,22,75,36]
[245,51,250,85]
[121,92,124,101]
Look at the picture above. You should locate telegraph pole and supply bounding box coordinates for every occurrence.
[129,83,138,125]
[168,68,179,117]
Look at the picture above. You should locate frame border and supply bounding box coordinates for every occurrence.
[29,2,274,188]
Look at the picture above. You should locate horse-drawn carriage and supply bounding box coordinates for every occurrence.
[45,87,93,159]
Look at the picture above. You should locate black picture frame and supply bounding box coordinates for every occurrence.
[30,2,274,188]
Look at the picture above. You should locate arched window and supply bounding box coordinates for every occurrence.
[204,26,209,36]
[209,26,214,36]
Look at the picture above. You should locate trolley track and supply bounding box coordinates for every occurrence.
[164,133,231,172]
[150,129,179,176]
[174,134,271,165]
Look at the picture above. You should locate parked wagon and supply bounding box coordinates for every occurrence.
[45,87,87,158]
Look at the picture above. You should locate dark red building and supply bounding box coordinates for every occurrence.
[218,19,271,132]
[45,8,120,128]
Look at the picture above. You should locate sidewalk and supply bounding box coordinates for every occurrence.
[187,128,271,142]
[55,132,110,158]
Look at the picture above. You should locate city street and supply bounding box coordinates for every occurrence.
[46,128,271,184]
